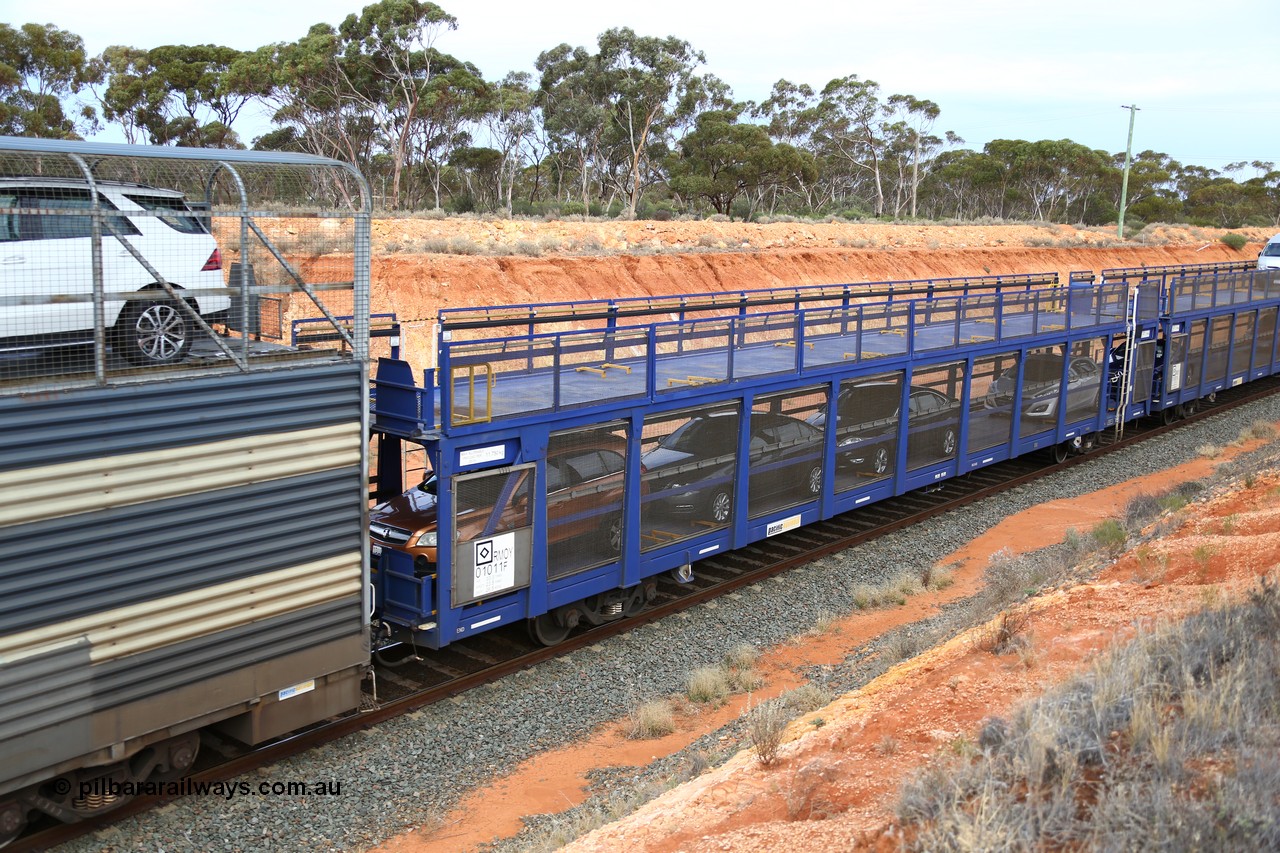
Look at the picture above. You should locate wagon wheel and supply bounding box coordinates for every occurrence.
[529,613,571,646]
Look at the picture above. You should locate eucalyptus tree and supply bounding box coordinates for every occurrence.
[253,24,377,170]
[336,0,476,207]
[406,62,486,210]
[537,43,608,209]
[595,27,707,217]
[812,74,891,216]
[98,44,256,147]
[1247,168,1280,226]
[667,106,816,218]
[881,94,945,217]
[753,79,822,209]
[479,71,538,213]
[0,22,99,138]
[1113,150,1181,225]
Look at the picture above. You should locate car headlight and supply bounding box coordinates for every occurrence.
[1027,400,1053,416]
[415,530,438,547]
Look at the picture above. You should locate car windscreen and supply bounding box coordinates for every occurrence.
[1264,242,1280,258]
[125,193,209,235]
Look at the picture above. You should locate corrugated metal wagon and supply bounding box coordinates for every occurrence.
[0,137,372,843]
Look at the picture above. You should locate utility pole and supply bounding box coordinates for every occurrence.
[1117,104,1140,239]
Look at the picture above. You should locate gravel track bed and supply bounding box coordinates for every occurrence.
[64,396,1280,853]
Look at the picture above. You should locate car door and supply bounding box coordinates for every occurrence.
[0,188,138,342]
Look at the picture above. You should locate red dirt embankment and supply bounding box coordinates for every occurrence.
[296,222,1263,376]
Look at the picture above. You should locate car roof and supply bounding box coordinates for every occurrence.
[0,177,184,198]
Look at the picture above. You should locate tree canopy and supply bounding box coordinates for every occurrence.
[3,5,1276,228]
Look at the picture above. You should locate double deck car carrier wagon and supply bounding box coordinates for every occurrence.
[366,260,1280,651]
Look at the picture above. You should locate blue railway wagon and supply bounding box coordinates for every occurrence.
[369,272,1157,650]
[0,137,371,842]
[1157,268,1280,414]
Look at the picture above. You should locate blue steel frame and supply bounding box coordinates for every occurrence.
[1157,269,1280,412]
[368,266,1271,650]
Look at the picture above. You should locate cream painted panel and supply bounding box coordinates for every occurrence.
[0,422,360,528]
[0,555,361,665]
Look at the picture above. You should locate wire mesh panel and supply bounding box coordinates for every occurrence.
[0,142,369,394]
[1065,338,1105,423]
[1254,308,1277,373]
[905,362,963,471]
[1130,341,1156,406]
[546,421,630,580]
[1232,312,1255,376]
[913,296,960,352]
[733,312,802,380]
[1185,319,1207,395]
[1204,316,1232,384]
[746,387,827,520]
[640,402,740,550]
[799,307,857,368]
[1016,345,1067,441]
[830,371,903,494]
[654,319,731,392]
[968,352,1018,454]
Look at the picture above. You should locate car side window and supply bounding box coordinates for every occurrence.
[19,190,139,240]
[545,460,570,493]
[599,450,624,476]
[916,392,944,415]
[565,450,608,483]
[0,193,19,241]
[125,193,208,235]
[773,420,802,444]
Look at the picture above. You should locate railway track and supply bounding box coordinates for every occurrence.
[15,376,1280,852]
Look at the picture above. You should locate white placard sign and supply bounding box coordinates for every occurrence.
[766,514,802,537]
[459,444,507,467]
[472,531,516,597]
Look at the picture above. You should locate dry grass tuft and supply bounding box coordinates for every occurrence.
[898,573,1280,851]
[686,666,731,705]
[627,699,676,739]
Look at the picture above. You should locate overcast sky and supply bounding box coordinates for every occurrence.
[6,0,1278,173]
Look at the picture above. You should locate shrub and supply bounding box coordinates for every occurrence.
[627,699,675,739]
[782,683,833,714]
[1091,518,1128,553]
[447,236,483,255]
[974,607,1032,655]
[746,699,787,766]
[1241,419,1277,441]
[1124,492,1162,528]
[686,666,730,704]
[897,574,1280,852]
[1220,232,1248,251]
